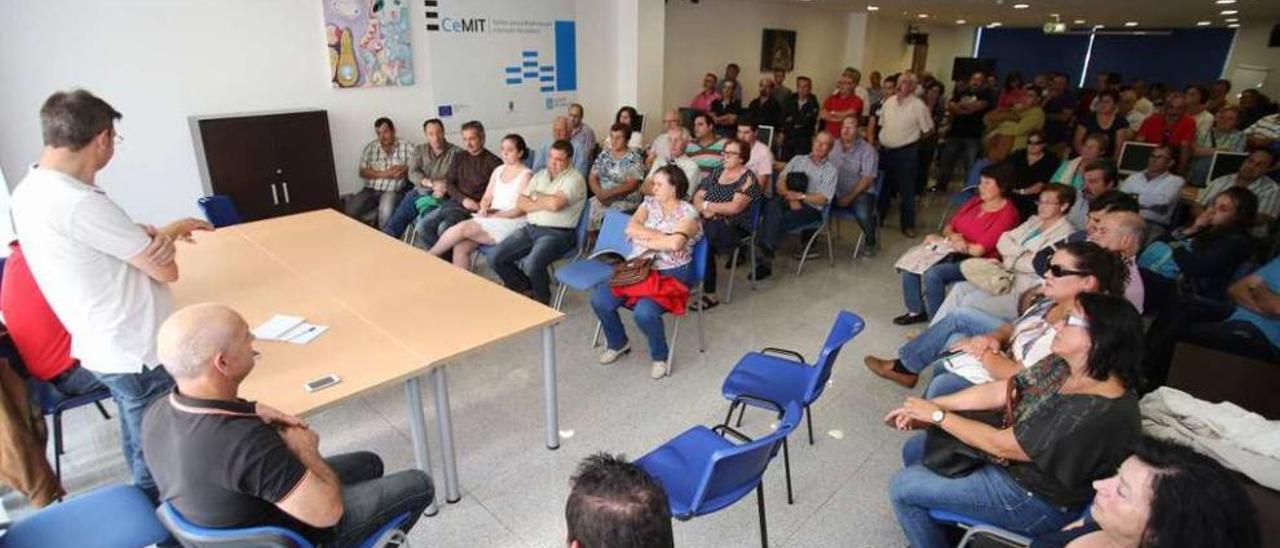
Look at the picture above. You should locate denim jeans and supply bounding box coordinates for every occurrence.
[879,144,920,230]
[931,281,1020,326]
[902,262,966,317]
[759,196,823,255]
[900,306,1007,372]
[592,263,694,361]
[326,452,434,547]
[345,187,404,228]
[891,433,1079,548]
[94,365,175,498]
[48,365,107,399]
[381,188,428,238]
[411,199,472,249]
[834,192,878,248]
[935,137,980,192]
[492,224,574,304]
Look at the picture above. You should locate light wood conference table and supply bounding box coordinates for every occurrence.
[171,209,565,515]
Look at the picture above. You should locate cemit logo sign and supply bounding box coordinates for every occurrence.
[423,0,485,32]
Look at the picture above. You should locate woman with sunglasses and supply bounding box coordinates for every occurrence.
[868,241,1126,396]
[885,292,1143,548]
[1008,130,1062,218]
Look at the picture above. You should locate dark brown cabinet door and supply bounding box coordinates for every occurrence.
[271,111,340,215]
[198,116,280,222]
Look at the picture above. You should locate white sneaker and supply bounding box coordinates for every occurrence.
[599,344,630,364]
[650,360,670,379]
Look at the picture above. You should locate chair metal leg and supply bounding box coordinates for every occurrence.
[724,401,740,426]
[667,317,680,376]
[725,247,739,304]
[782,437,794,505]
[749,238,758,290]
[553,283,568,311]
[806,405,815,445]
[696,292,706,352]
[53,411,64,485]
[825,226,835,268]
[93,401,111,419]
[853,231,865,260]
[756,483,769,548]
[591,320,602,348]
[735,403,746,427]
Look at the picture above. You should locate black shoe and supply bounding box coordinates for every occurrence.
[892,312,928,326]
[748,264,773,281]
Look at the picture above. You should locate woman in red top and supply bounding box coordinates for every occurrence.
[895,164,1021,325]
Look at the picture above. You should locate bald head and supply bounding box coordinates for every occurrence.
[552,116,571,141]
[158,303,252,380]
[1096,211,1146,257]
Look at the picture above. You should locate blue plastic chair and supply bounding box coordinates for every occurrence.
[927,508,1035,547]
[790,202,835,276]
[0,485,171,547]
[831,171,886,260]
[552,208,631,311]
[636,401,803,548]
[723,199,763,304]
[198,195,244,228]
[27,379,113,486]
[157,503,413,548]
[937,158,991,230]
[721,311,866,447]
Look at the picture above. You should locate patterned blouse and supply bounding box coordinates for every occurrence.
[697,167,762,230]
[591,148,646,211]
[638,196,702,270]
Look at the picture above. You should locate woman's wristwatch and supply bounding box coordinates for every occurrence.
[931,409,947,424]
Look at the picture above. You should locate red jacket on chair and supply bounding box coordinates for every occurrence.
[611,272,691,315]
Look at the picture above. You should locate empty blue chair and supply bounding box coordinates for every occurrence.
[552,208,630,311]
[636,401,803,548]
[721,311,865,447]
[830,171,886,260]
[157,503,412,548]
[0,485,171,547]
[198,195,243,228]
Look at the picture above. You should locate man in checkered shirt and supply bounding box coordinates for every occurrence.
[346,117,414,226]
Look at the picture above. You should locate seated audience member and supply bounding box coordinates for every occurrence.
[885,293,1143,547]
[1143,255,1280,387]
[936,71,996,194]
[347,117,413,227]
[1245,113,1280,151]
[1040,207,1147,312]
[1008,130,1062,218]
[1065,158,1120,228]
[689,73,721,113]
[752,132,838,281]
[692,138,762,310]
[746,77,782,131]
[142,304,433,545]
[983,86,1045,162]
[829,116,880,255]
[720,63,744,103]
[592,166,702,380]
[534,116,588,175]
[588,123,646,229]
[0,242,105,399]
[869,241,1125,394]
[930,184,1077,323]
[492,140,587,305]
[1043,73,1078,154]
[1195,148,1279,236]
[1239,89,1278,129]
[646,129,700,197]
[1136,93,1196,149]
[568,103,597,166]
[710,80,743,138]
[412,121,502,250]
[771,69,793,105]
[686,113,727,177]
[565,453,674,548]
[1074,89,1130,158]
[1185,84,1216,138]
[996,72,1026,109]
[382,119,459,239]
[1118,144,1185,236]
[1207,79,1233,113]
[737,120,775,195]
[1187,105,1246,187]
[1119,86,1149,129]
[646,110,692,165]
[893,164,1021,325]
[1052,133,1108,191]
[1141,187,1257,309]
[615,106,644,150]
[428,134,532,270]
[821,74,864,138]
[780,76,820,160]
[1035,436,1261,548]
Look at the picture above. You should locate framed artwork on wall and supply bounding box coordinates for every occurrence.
[761,29,796,72]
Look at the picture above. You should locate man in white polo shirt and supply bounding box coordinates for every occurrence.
[1118,143,1185,237]
[877,72,934,238]
[11,89,212,499]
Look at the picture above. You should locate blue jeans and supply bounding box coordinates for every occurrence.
[759,195,823,255]
[592,263,694,361]
[924,362,976,398]
[327,452,434,547]
[94,365,175,498]
[891,433,1079,548]
[48,365,107,399]
[834,192,877,248]
[900,306,1007,372]
[492,224,575,304]
[382,188,428,238]
[879,144,920,230]
[902,262,966,317]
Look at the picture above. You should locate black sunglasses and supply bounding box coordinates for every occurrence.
[1047,264,1091,278]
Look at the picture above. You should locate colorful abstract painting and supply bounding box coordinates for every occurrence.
[324,0,414,88]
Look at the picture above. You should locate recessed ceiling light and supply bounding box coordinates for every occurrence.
[1225,18,1239,22]
[956,19,967,24]
[917,13,929,18]
[1073,19,1086,24]
[1197,20,1212,26]
[1124,21,1139,27]
[1228,23,1240,28]
[866,5,879,10]
[1013,3,1030,8]
[987,22,1003,28]
[1220,9,1238,15]
[1215,0,1236,4]
[1093,24,1106,29]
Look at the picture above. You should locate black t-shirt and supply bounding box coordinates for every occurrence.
[1011,149,1061,191]
[747,96,782,130]
[949,86,998,139]
[1078,114,1129,154]
[141,389,324,541]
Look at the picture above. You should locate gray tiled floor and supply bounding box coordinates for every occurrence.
[4,196,963,547]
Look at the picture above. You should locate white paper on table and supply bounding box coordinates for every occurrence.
[281,323,329,345]
[252,315,305,341]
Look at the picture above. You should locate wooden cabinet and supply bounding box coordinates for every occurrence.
[191,110,340,223]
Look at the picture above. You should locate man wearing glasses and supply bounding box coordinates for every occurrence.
[1119,144,1185,236]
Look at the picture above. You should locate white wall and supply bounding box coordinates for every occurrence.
[662,0,854,112]
[863,16,977,85]
[1222,19,1280,99]
[0,0,621,224]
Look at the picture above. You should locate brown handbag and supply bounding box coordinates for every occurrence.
[609,257,654,287]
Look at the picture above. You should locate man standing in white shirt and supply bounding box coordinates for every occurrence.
[11,89,212,500]
[877,72,935,237]
[1119,144,1185,235]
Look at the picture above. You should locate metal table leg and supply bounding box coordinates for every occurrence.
[542,325,560,450]
[431,366,461,503]
[403,376,437,516]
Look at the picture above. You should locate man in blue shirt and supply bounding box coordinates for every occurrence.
[828,116,879,256]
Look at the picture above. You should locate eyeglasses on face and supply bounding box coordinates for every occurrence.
[1047,264,1091,278]
[1065,315,1089,328]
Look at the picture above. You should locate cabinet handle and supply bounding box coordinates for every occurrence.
[271,184,279,205]
[282,182,291,204]
[276,168,283,175]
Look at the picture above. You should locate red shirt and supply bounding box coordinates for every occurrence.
[1136,114,1196,147]
[823,93,864,137]
[1,243,75,381]
[947,198,1021,259]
